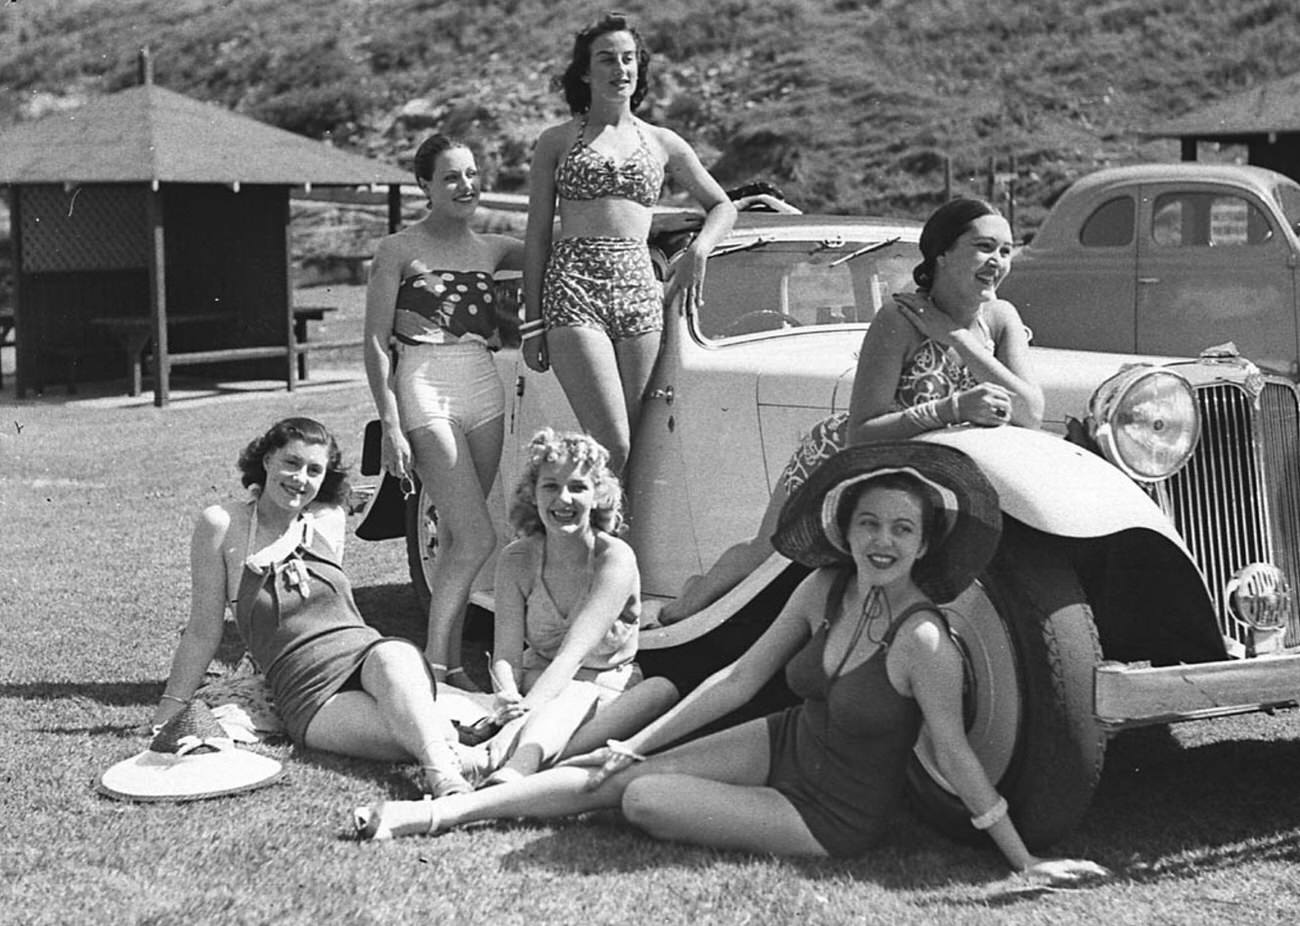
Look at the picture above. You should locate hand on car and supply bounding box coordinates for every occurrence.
[956,382,1014,427]
[523,332,549,372]
[664,247,708,312]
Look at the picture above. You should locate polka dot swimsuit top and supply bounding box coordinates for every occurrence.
[392,269,497,345]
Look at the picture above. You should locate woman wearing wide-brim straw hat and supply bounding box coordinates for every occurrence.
[354,442,1108,884]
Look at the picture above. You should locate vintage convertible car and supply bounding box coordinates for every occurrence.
[400,210,1300,850]
[998,163,1300,379]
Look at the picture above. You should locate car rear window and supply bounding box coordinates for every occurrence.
[695,238,916,341]
[1079,196,1135,246]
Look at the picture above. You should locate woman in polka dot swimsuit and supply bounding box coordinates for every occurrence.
[365,133,524,691]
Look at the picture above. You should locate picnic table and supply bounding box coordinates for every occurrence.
[89,306,339,396]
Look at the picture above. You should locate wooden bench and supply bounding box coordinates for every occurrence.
[293,304,338,379]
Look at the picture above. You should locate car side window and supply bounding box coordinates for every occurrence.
[1079,196,1135,246]
[1151,192,1273,247]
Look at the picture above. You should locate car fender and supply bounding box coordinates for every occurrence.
[919,425,1189,549]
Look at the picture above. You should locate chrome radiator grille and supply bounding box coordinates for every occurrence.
[1158,379,1300,649]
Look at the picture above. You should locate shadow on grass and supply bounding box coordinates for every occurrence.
[480,722,1300,897]
[0,679,160,708]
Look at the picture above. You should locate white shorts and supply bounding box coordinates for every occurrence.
[393,340,504,435]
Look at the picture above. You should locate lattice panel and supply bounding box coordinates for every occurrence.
[20,184,149,272]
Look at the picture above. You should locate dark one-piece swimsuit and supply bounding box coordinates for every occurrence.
[765,569,945,857]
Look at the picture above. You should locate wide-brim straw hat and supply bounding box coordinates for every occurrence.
[97,699,285,802]
[773,441,1002,602]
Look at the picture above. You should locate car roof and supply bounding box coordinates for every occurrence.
[1027,163,1300,250]
[1058,162,1298,200]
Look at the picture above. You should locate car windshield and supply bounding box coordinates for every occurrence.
[694,236,916,341]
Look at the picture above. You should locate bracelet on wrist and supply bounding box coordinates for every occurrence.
[519,318,545,334]
[159,693,189,706]
[520,328,546,342]
[971,795,1008,830]
[946,393,961,425]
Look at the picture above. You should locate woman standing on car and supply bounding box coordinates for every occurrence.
[364,133,524,691]
[660,197,1042,623]
[520,11,736,475]
[353,442,1108,886]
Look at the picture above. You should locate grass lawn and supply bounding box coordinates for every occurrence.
[3,327,1300,924]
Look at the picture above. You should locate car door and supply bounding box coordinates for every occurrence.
[1002,192,1139,353]
[1136,182,1299,376]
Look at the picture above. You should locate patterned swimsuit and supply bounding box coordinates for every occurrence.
[542,117,666,341]
[780,306,994,494]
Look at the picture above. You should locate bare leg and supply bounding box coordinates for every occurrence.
[558,677,679,759]
[303,641,458,768]
[612,329,661,461]
[357,715,822,857]
[407,417,502,675]
[547,326,634,473]
[658,482,788,624]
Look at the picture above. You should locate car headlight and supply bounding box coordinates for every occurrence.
[1088,365,1200,481]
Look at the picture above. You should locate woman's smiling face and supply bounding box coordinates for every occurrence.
[262,439,329,512]
[534,458,596,535]
[844,485,928,587]
[937,214,1014,302]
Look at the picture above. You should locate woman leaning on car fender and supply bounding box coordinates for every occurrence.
[846,197,1044,442]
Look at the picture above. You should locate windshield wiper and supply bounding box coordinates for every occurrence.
[710,236,773,259]
[828,236,901,267]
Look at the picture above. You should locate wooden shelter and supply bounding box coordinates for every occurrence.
[0,58,407,405]
[1145,72,1300,184]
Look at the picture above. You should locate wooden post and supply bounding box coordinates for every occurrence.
[387,183,402,233]
[986,155,996,202]
[146,186,170,407]
[283,187,297,392]
[944,156,952,202]
[1181,137,1197,162]
[12,186,28,398]
[1007,153,1017,239]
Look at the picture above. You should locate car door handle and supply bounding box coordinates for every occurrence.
[1138,277,1160,284]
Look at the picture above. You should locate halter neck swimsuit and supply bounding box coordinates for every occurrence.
[234,503,407,744]
[554,116,664,208]
[764,569,939,857]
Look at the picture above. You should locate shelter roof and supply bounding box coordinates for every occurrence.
[1145,72,1300,138]
[0,84,408,186]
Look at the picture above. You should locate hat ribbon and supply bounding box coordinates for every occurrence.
[174,734,235,756]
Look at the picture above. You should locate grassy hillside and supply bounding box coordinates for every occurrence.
[2,0,1299,230]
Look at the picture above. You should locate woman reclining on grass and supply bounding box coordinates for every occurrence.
[152,416,473,797]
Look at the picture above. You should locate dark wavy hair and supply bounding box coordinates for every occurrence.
[834,471,943,558]
[557,12,651,114]
[412,132,471,183]
[509,428,623,536]
[237,417,350,508]
[913,197,1001,290]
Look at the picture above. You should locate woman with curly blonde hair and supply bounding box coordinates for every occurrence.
[474,428,677,786]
